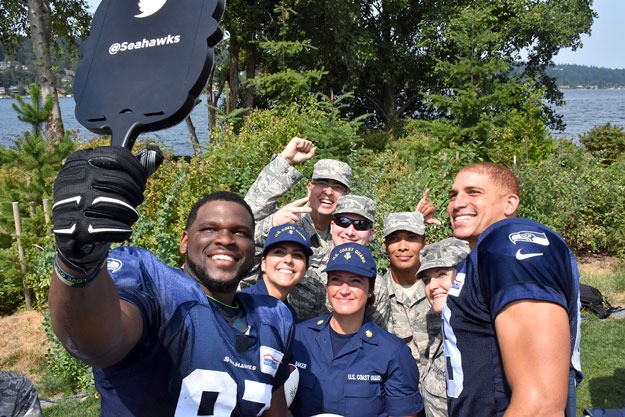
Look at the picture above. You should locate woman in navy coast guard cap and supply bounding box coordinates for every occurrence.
[289,242,425,417]
[243,224,312,320]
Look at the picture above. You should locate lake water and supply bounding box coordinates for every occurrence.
[1,89,625,154]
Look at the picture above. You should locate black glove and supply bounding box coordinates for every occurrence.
[53,146,163,274]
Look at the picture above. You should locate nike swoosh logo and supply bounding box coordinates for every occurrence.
[516,250,543,260]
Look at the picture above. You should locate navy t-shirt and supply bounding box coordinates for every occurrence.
[443,218,582,417]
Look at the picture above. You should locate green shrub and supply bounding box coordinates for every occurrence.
[579,123,625,165]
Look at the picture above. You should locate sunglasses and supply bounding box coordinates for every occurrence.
[333,215,373,231]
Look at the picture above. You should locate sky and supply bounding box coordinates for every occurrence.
[554,0,625,69]
[86,0,625,70]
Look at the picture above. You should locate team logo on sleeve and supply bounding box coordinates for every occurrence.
[508,231,549,246]
[259,346,284,377]
[107,258,123,273]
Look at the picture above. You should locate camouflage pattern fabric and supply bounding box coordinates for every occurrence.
[383,211,425,238]
[0,371,43,417]
[244,154,303,221]
[286,266,330,322]
[421,333,448,417]
[334,195,376,222]
[384,270,436,369]
[310,159,352,189]
[417,237,470,278]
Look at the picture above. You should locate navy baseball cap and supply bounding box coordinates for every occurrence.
[324,243,376,280]
[263,224,313,257]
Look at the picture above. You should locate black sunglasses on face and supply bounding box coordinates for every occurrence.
[333,215,373,231]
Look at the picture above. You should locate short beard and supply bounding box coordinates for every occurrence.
[185,256,252,295]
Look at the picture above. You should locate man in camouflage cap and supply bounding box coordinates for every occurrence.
[242,137,352,320]
[244,137,352,261]
[381,211,433,371]
[417,238,469,417]
[285,194,391,326]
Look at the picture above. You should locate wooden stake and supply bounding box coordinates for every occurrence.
[12,202,33,310]
[43,198,51,234]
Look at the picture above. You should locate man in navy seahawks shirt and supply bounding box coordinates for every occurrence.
[49,147,293,416]
[444,162,582,417]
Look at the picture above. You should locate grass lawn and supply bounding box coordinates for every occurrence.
[577,316,625,415]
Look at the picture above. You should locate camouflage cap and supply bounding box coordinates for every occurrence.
[417,237,470,278]
[324,242,377,280]
[333,195,376,222]
[383,212,425,238]
[311,159,352,190]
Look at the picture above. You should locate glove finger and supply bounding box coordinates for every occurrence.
[82,217,133,242]
[92,169,145,207]
[136,145,164,177]
[87,147,148,190]
[85,195,140,224]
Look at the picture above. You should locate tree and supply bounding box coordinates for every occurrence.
[12,83,53,137]
[410,0,593,157]
[0,84,75,311]
[247,5,327,104]
[232,0,594,132]
[0,0,91,143]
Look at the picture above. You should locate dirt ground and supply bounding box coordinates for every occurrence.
[0,309,50,384]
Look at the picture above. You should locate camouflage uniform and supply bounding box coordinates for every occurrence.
[242,155,352,320]
[244,155,351,256]
[281,195,391,324]
[416,238,470,417]
[0,371,43,417]
[420,332,448,417]
[384,270,436,369]
[383,212,433,368]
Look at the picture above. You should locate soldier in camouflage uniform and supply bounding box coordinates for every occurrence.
[382,212,434,370]
[244,136,351,257]
[417,237,469,417]
[242,137,352,320]
[0,371,43,417]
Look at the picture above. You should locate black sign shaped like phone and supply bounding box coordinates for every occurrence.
[74,0,224,150]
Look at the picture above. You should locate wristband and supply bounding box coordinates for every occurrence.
[53,256,106,287]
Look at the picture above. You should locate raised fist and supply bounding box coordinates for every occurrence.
[53,146,163,273]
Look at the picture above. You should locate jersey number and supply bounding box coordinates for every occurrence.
[174,369,272,417]
[442,306,464,398]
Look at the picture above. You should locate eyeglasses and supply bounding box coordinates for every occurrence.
[312,179,348,194]
[333,215,373,231]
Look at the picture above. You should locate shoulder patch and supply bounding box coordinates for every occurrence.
[508,231,550,246]
[107,257,123,273]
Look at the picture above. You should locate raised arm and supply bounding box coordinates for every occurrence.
[495,300,570,417]
[245,137,315,221]
[49,146,161,368]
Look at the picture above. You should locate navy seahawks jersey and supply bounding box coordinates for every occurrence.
[241,279,298,321]
[94,246,294,417]
[443,218,582,417]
